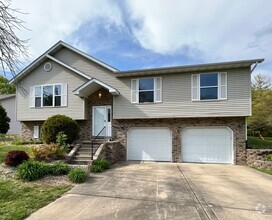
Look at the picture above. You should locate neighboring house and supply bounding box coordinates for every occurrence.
[0,94,21,134]
[10,41,264,165]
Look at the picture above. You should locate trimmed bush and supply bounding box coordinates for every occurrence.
[42,115,79,144]
[16,160,49,181]
[4,150,29,167]
[30,144,65,161]
[49,162,70,176]
[91,159,110,173]
[68,168,88,183]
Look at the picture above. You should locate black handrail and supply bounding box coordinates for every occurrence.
[91,126,106,160]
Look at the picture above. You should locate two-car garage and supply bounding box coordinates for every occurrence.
[127,127,233,164]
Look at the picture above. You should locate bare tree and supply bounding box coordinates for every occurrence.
[0,0,29,77]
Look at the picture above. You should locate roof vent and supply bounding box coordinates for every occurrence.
[44,62,52,72]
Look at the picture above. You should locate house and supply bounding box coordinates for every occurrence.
[10,41,264,164]
[0,94,21,134]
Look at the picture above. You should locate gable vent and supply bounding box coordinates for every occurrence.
[44,62,52,72]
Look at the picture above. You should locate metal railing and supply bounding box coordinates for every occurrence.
[91,126,106,160]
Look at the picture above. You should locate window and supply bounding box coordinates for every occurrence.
[139,78,154,103]
[33,126,39,139]
[131,77,162,103]
[30,83,67,108]
[191,72,227,101]
[200,73,218,100]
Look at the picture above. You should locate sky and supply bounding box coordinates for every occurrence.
[3,0,272,78]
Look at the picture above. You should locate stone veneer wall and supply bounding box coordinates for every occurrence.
[98,141,126,164]
[21,121,44,140]
[247,149,272,169]
[112,117,246,164]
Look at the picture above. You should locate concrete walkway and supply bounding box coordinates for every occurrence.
[27,162,272,220]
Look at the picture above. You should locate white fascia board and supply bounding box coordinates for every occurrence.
[46,54,91,80]
[73,78,119,96]
[60,42,118,72]
[9,41,64,84]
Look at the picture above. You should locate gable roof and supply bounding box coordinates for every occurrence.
[9,41,118,84]
[116,58,265,77]
[73,78,119,98]
[0,94,16,100]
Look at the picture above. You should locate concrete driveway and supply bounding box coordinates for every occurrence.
[27,162,272,220]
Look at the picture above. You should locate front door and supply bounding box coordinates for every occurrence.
[92,106,111,137]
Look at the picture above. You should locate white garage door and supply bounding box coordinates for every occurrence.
[127,128,172,161]
[182,127,232,164]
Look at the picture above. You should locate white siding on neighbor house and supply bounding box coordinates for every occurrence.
[113,68,251,119]
[0,96,21,134]
[16,59,88,121]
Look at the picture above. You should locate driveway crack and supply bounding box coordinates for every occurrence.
[177,165,220,220]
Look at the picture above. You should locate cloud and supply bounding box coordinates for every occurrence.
[11,0,123,58]
[8,0,272,76]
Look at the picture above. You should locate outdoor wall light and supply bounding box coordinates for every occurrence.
[98,92,102,99]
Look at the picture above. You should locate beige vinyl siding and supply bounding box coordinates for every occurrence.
[53,48,121,89]
[113,68,251,119]
[17,59,88,121]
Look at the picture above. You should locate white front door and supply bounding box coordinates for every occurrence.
[92,106,111,137]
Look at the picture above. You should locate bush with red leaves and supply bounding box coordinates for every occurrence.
[4,150,29,166]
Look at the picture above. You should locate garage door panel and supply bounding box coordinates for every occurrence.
[128,128,172,162]
[182,127,232,164]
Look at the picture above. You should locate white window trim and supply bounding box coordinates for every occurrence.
[34,83,63,108]
[192,72,227,101]
[131,77,162,104]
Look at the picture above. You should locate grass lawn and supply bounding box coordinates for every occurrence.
[253,168,272,175]
[0,143,73,220]
[0,178,72,220]
[247,137,272,149]
[0,144,32,164]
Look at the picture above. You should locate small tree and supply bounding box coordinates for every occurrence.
[0,104,10,134]
[0,75,15,94]
[252,73,271,90]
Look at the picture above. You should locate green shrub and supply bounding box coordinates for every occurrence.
[49,162,70,176]
[4,150,29,167]
[30,144,65,161]
[267,154,272,161]
[42,115,79,144]
[92,159,110,170]
[91,159,110,173]
[16,160,49,181]
[68,168,88,183]
[90,164,103,173]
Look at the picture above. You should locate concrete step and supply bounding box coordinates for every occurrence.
[69,159,90,165]
[79,146,99,150]
[74,155,92,160]
[78,148,98,153]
